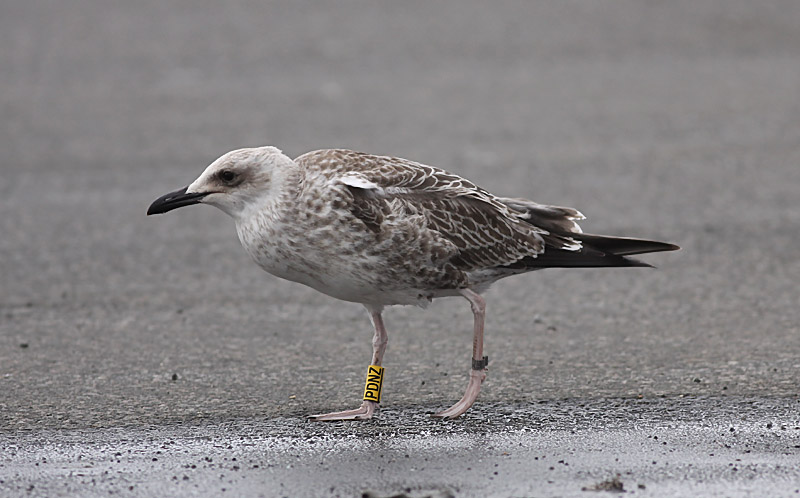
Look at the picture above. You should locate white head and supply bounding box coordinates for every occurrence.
[147,146,297,219]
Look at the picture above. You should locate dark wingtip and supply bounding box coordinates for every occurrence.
[623,256,655,268]
[570,234,681,256]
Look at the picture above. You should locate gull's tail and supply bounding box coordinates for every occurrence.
[519,233,680,269]
[498,197,679,269]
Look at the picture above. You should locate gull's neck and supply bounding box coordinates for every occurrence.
[236,162,304,226]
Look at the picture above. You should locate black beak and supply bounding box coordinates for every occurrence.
[147,187,208,215]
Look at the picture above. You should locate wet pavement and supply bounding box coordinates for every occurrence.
[2,398,799,497]
[2,0,800,496]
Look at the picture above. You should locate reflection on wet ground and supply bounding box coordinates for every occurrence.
[2,397,798,497]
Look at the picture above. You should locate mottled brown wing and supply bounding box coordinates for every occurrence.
[299,148,516,213]
[341,179,546,271]
[408,193,544,270]
[298,149,548,270]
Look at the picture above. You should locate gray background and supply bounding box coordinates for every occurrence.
[1,1,798,497]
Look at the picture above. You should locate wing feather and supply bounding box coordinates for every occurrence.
[296,149,547,270]
[294,149,678,278]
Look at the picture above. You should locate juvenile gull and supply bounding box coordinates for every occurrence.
[147,146,679,420]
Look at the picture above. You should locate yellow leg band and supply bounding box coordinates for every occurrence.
[362,365,385,403]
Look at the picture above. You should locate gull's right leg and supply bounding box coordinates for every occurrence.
[432,288,488,419]
[308,307,388,421]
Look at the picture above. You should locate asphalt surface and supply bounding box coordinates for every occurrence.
[1,1,799,497]
[2,398,799,497]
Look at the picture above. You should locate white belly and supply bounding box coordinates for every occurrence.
[235,215,440,307]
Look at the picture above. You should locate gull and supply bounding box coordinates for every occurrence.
[147,146,679,420]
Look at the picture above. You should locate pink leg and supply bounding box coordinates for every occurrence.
[308,307,388,421]
[432,289,487,419]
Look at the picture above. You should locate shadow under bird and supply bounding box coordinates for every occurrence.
[147,146,679,420]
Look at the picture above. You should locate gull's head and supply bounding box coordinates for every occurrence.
[147,146,295,219]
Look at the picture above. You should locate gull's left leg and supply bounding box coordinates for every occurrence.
[432,288,487,419]
[308,307,388,421]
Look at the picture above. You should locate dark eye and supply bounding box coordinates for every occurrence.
[219,170,236,183]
